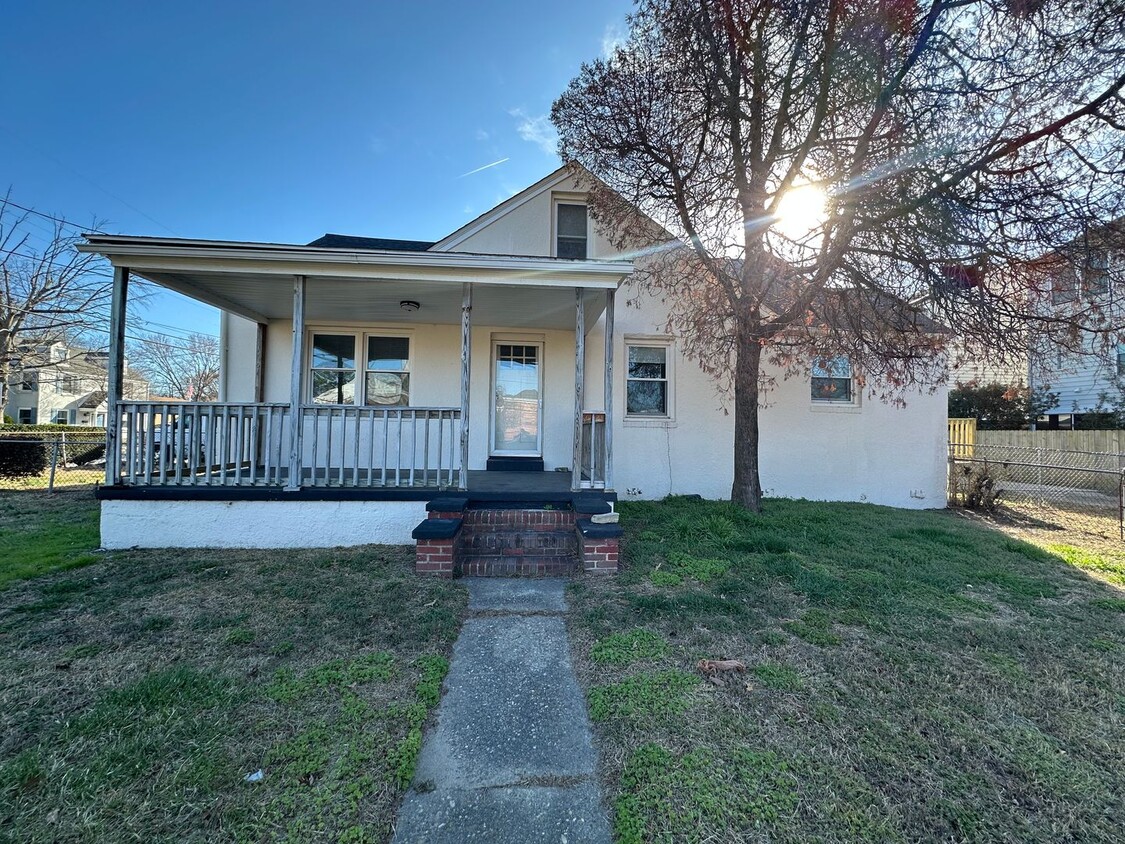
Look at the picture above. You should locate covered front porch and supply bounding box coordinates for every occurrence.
[79,236,632,495]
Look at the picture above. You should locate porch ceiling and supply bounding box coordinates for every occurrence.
[142,270,610,329]
[79,235,632,329]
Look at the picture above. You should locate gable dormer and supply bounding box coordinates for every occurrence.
[431,166,611,260]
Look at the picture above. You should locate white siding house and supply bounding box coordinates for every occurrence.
[80,166,948,551]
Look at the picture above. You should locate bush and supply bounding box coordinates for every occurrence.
[949,462,1002,511]
[0,438,49,479]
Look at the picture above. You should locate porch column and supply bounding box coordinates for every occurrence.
[459,282,472,490]
[604,287,615,490]
[286,275,305,491]
[572,288,585,492]
[254,322,267,403]
[104,265,129,486]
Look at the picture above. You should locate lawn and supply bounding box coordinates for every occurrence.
[569,497,1125,843]
[0,491,466,842]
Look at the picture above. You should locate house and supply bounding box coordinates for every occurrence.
[1028,229,1125,428]
[78,165,948,571]
[3,342,148,426]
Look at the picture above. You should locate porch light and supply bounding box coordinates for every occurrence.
[400,300,421,312]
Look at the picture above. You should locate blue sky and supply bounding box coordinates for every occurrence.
[1,0,631,338]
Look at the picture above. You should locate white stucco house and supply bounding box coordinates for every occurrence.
[79,165,948,562]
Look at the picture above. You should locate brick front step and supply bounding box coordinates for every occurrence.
[413,499,621,577]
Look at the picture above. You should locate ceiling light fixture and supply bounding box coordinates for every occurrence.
[399,300,421,312]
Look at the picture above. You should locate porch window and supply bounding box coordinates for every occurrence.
[626,344,669,416]
[556,203,588,260]
[365,336,410,406]
[811,357,855,403]
[308,331,410,406]
[310,333,357,405]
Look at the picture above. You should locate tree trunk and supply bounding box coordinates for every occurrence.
[731,333,763,511]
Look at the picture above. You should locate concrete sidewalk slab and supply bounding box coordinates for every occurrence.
[411,614,596,788]
[393,781,609,844]
[462,577,568,613]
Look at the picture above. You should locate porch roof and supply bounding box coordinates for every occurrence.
[79,235,632,327]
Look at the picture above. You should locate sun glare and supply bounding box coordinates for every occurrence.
[774,184,828,241]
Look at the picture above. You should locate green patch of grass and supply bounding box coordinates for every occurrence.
[224,626,255,645]
[65,642,103,659]
[140,615,174,633]
[1047,544,1125,586]
[265,651,395,703]
[1091,597,1125,613]
[591,629,669,666]
[0,491,99,588]
[588,670,700,722]
[752,662,803,692]
[614,743,798,844]
[783,608,840,646]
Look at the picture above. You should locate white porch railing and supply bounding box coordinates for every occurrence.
[580,411,607,489]
[301,406,460,488]
[114,402,461,488]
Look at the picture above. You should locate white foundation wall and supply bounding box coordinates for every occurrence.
[101,499,427,549]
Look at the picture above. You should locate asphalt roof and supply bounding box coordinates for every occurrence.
[306,234,435,252]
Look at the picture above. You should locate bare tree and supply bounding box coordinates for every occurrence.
[0,194,114,413]
[552,0,1125,510]
[129,333,220,401]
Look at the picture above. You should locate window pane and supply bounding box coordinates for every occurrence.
[311,369,356,404]
[312,334,355,369]
[365,372,409,406]
[367,336,409,371]
[812,377,853,402]
[557,204,587,237]
[627,380,667,415]
[557,237,587,260]
[628,346,666,379]
[811,356,851,379]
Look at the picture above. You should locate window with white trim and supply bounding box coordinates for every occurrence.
[1084,249,1110,298]
[556,203,588,259]
[811,357,855,403]
[626,343,670,417]
[309,332,410,406]
[17,373,35,391]
[52,410,69,424]
[1116,342,1125,378]
[18,408,35,424]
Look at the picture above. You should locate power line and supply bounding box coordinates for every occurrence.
[1,198,104,233]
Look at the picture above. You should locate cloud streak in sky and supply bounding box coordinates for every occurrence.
[509,108,558,156]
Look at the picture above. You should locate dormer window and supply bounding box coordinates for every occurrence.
[556,203,588,259]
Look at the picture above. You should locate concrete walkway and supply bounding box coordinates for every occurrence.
[392,579,612,844]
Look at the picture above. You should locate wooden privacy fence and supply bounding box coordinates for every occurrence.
[948,417,977,458]
[977,429,1125,459]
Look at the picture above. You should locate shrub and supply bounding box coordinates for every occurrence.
[948,462,1002,511]
[0,438,48,479]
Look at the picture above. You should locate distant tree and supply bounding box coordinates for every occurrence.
[552,0,1124,510]
[129,333,219,401]
[0,194,112,413]
[948,381,1058,430]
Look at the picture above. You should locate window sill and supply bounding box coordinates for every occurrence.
[810,402,862,414]
[624,416,677,428]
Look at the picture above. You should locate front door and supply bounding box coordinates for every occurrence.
[490,341,543,457]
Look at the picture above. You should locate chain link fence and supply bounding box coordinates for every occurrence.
[949,441,1124,542]
[0,431,107,492]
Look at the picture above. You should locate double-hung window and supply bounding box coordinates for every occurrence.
[556,203,588,259]
[626,344,670,417]
[309,332,410,406]
[1084,250,1110,298]
[811,357,855,403]
[18,408,35,424]
[1116,342,1125,378]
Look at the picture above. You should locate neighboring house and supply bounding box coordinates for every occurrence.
[1029,232,1125,427]
[79,165,948,556]
[4,342,148,426]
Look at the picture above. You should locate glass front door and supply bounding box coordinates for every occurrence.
[491,342,543,456]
